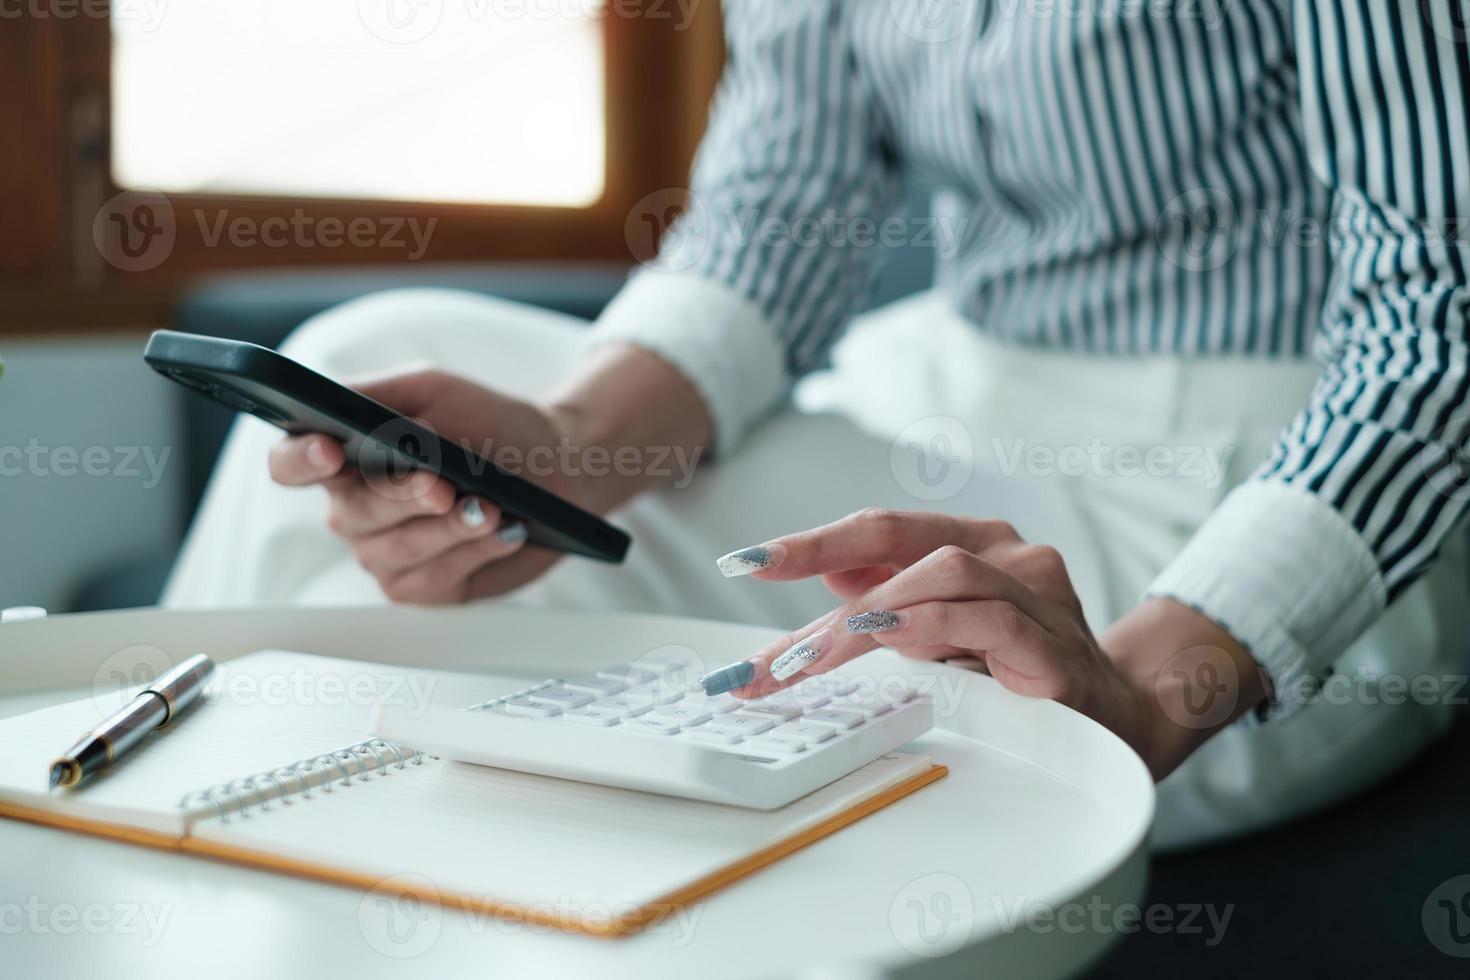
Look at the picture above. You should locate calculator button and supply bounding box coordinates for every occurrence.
[720,712,776,735]
[651,702,713,726]
[706,693,742,713]
[562,674,627,697]
[739,700,803,722]
[803,708,865,729]
[596,664,661,686]
[829,695,892,719]
[623,683,684,705]
[788,684,832,710]
[621,717,683,736]
[746,734,806,755]
[527,685,596,710]
[499,696,561,718]
[683,724,745,745]
[770,722,837,744]
[590,695,654,717]
[562,706,622,726]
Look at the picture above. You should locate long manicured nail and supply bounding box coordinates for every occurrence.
[716,544,784,578]
[495,521,529,544]
[846,610,903,634]
[461,498,488,530]
[699,660,756,696]
[770,629,834,682]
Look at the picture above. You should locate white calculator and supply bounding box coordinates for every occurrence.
[372,660,934,809]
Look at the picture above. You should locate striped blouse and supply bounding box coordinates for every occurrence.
[592,0,1470,714]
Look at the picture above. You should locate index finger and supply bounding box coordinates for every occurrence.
[716,509,1022,582]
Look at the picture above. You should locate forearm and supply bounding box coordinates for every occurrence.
[542,342,715,515]
[1094,597,1269,780]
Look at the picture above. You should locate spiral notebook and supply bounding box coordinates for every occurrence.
[0,650,945,936]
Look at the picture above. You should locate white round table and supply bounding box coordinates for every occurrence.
[0,605,1153,979]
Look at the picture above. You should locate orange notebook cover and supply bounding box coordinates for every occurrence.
[0,651,945,937]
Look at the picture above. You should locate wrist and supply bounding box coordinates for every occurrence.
[539,343,715,515]
[1098,597,1268,780]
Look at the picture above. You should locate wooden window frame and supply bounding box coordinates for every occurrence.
[0,1,723,333]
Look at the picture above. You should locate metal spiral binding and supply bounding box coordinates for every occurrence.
[175,736,432,823]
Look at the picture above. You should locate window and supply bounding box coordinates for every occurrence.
[112,3,606,207]
[0,1,724,332]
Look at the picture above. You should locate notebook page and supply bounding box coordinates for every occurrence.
[0,650,521,836]
[193,752,933,913]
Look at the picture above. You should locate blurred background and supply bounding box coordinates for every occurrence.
[0,0,728,615]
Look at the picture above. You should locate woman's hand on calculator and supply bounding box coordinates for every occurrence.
[710,509,1265,780]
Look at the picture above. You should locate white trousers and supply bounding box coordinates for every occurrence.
[164,288,1469,851]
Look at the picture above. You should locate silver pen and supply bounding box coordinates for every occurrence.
[50,653,216,789]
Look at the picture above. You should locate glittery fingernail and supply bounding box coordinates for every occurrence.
[495,521,528,544]
[461,498,488,529]
[716,544,785,578]
[846,610,902,634]
[770,629,834,682]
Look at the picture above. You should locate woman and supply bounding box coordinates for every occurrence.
[166,2,1469,848]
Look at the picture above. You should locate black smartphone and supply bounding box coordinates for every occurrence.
[143,329,630,564]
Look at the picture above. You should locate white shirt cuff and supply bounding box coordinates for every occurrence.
[584,269,791,457]
[1146,480,1387,722]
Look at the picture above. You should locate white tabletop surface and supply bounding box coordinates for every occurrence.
[0,605,1153,979]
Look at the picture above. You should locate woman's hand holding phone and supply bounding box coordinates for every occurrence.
[267,343,714,604]
[268,368,569,603]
